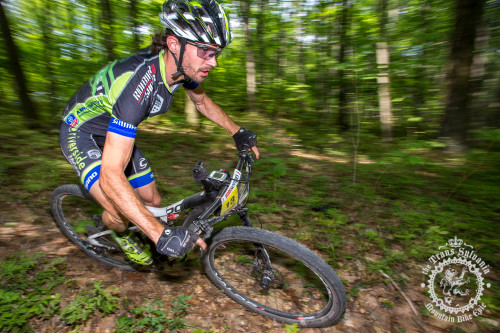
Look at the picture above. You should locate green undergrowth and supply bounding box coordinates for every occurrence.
[0,253,64,331]
[0,253,193,332]
[1,111,499,321]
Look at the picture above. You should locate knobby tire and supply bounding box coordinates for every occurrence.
[202,226,346,327]
[50,184,138,271]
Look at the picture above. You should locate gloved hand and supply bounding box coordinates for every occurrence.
[233,128,257,152]
[156,226,198,258]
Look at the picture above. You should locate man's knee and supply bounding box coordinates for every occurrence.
[136,183,162,207]
[142,194,162,207]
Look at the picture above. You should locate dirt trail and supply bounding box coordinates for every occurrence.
[0,196,492,333]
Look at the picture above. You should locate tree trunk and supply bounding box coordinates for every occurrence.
[337,0,351,131]
[441,0,486,150]
[129,0,141,51]
[0,0,39,128]
[185,92,199,127]
[101,0,115,61]
[38,0,57,104]
[377,42,392,141]
[255,0,268,88]
[469,21,489,129]
[294,13,305,84]
[377,0,393,141]
[239,1,256,112]
[274,28,287,118]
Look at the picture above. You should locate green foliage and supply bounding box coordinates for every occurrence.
[0,253,65,332]
[1,0,500,324]
[116,295,191,333]
[285,323,301,333]
[0,253,196,330]
[2,0,498,141]
[61,281,120,324]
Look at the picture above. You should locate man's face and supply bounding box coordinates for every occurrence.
[182,41,222,83]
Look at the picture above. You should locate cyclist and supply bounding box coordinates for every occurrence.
[58,0,259,265]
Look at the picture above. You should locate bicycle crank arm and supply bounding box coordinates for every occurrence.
[86,226,139,249]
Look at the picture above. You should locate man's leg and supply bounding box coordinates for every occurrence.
[90,144,161,231]
[59,124,154,264]
[89,179,154,265]
[90,179,162,231]
[89,179,129,233]
[135,180,162,208]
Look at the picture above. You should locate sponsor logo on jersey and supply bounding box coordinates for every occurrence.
[83,164,101,191]
[139,158,148,169]
[76,100,105,117]
[133,64,156,103]
[65,114,79,127]
[150,95,164,114]
[66,131,88,170]
[85,171,99,189]
[88,149,101,159]
[108,118,137,138]
[111,118,136,129]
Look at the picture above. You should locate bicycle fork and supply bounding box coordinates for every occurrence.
[237,211,277,290]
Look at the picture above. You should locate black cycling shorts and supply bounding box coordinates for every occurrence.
[59,122,154,191]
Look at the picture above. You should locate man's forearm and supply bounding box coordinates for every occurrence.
[100,172,163,243]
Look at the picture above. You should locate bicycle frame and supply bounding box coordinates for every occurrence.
[51,148,347,324]
[145,150,254,238]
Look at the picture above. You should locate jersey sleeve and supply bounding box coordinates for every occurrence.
[110,62,159,127]
[107,118,137,139]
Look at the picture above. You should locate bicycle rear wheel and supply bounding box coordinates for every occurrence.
[202,226,346,327]
[50,184,139,271]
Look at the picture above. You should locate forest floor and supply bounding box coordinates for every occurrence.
[0,177,496,333]
[0,112,499,332]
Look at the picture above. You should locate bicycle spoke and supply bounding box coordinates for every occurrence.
[52,185,139,271]
[211,240,330,316]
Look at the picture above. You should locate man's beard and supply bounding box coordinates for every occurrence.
[183,63,212,83]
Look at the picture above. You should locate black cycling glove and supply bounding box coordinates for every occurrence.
[156,226,198,258]
[233,128,257,152]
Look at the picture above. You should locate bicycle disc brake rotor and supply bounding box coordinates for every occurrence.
[212,240,330,316]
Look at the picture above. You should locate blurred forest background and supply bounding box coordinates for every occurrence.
[1,0,499,147]
[1,0,500,331]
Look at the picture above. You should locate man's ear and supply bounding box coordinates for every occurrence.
[166,36,179,54]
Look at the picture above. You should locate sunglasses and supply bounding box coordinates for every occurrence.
[186,40,222,60]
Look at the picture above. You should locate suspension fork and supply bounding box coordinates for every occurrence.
[253,243,274,290]
[237,210,275,288]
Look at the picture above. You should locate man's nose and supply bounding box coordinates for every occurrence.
[207,56,218,68]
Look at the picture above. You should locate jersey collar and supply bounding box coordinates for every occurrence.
[159,49,186,94]
[159,49,173,94]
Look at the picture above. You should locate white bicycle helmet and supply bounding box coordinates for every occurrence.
[160,0,232,48]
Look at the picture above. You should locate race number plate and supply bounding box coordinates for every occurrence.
[220,170,241,215]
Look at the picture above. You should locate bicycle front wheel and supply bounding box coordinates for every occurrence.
[50,184,138,271]
[202,227,346,327]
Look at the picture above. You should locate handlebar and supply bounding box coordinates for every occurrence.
[236,149,254,171]
[186,150,254,236]
[193,150,253,187]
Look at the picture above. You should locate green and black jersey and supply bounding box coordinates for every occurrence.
[62,47,198,136]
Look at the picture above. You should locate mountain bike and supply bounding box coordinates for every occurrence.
[50,150,346,327]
